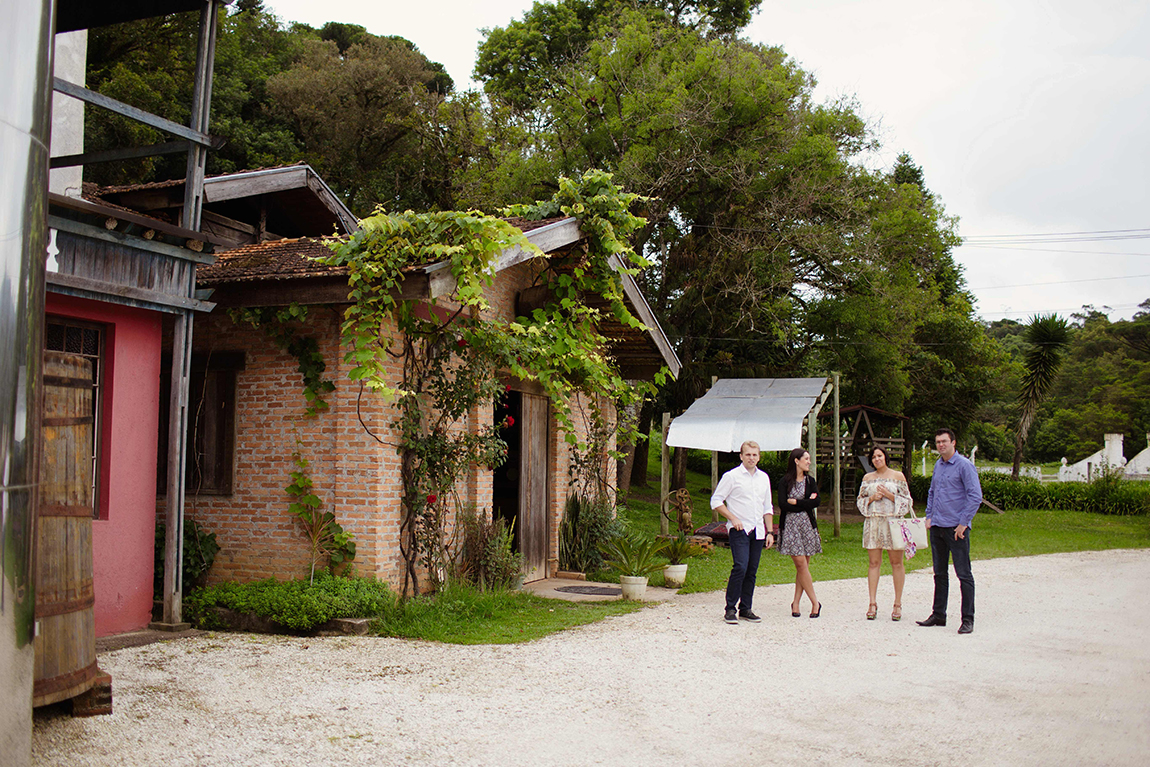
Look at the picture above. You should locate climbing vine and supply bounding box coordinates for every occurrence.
[286,448,356,584]
[228,304,335,415]
[318,170,667,596]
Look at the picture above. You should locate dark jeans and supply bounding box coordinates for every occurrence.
[929,525,975,621]
[726,529,765,611]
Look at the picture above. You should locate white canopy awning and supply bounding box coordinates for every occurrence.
[665,378,832,452]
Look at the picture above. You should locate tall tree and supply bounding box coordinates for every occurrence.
[474,2,999,449]
[267,35,457,215]
[1011,314,1071,479]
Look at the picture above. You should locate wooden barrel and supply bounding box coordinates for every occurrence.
[33,351,98,707]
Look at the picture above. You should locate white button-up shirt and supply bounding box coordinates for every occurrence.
[710,464,772,539]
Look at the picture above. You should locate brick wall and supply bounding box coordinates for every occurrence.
[183,251,620,591]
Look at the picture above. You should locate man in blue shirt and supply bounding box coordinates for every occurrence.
[918,428,982,634]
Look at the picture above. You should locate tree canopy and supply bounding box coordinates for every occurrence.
[472,2,1001,436]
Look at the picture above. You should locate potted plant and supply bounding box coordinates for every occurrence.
[661,532,701,589]
[599,534,668,599]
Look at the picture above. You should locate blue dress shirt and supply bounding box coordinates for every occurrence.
[925,453,982,527]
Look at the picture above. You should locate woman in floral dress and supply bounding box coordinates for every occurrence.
[777,448,822,618]
[856,446,913,621]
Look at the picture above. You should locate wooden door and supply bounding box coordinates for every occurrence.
[518,394,549,582]
[34,351,98,706]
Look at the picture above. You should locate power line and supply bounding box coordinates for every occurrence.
[971,274,1150,290]
[958,245,1150,257]
[963,226,1150,237]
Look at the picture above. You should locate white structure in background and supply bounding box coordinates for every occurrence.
[1059,433,1126,481]
[1123,434,1150,478]
[980,465,1042,479]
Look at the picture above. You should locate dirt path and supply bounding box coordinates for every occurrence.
[32,550,1150,766]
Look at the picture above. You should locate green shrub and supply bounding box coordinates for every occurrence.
[913,473,1150,516]
[154,518,219,596]
[184,573,394,631]
[455,508,523,590]
[558,494,623,573]
[909,474,932,504]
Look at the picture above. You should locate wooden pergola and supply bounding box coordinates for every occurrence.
[817,404,912,515]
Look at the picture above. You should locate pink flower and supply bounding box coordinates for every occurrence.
[456,337,468,348]
[426,494,437,504]
[506,416,515,428]
[505,385,511,392]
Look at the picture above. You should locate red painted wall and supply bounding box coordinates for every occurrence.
[46,294,162,636]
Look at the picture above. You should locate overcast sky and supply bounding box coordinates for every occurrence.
[264,0,1150,323]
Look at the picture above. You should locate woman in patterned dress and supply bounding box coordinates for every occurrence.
[777,448,822,618]
[855,446,913,621]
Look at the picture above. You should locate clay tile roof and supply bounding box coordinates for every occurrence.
[197,216,575,286]
[197,237,344,285]
[504,216,564,233]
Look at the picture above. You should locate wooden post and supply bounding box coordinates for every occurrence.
[159,312,192,628]
[710,376,719,522]
[182,1,218,231]
[833,372,841,539]
[660,412,670,536]
[160,2,218,630]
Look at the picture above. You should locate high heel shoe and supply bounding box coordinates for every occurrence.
[866,603,877,620]
[810,601,822,619]
[891,604,902,622]
[791,601,801,618]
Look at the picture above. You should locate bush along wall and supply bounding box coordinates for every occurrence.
[184,573,394,632]
[909,473,1150,515]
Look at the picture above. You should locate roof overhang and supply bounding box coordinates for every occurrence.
[57,0,230,33]
[421,217,680,378]
[667,378,833,452]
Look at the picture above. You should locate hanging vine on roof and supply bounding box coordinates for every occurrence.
[317,170,667,597]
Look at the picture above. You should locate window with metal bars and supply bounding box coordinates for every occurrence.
[43,318,105,518]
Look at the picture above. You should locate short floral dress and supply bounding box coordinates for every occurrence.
[777,480,822,557]
[856,477,913,549]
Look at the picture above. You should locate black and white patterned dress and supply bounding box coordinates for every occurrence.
[777,480,823,556]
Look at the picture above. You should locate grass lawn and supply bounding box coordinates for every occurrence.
[371,583,645,644]
[609,465,1150,594]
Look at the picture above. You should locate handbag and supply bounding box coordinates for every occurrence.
[888,507,929,556]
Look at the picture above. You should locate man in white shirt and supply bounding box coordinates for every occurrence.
[711,441,775,624]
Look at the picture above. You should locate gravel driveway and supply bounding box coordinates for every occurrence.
[32,550,1150,766]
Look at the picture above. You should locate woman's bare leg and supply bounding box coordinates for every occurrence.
[889,548,906,619]
[792,555,818,611]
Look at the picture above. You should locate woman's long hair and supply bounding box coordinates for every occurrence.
[782,448,808,491]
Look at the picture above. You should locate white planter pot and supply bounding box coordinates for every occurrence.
[663,563,688,589]
[619,575,649,600]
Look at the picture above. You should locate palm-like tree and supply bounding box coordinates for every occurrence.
[1012,314,1071,479]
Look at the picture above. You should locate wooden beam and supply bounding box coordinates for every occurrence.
[493,218,583,271]
[48,212,217,263]
[204,166,308,203]
[660,413,671,536]
[50,140,190,169]
[833,372,841,538]
[610,254,681,378]
[305,172,360,233]
[53,78,213,147]
[182,1,219,231]
[711,376,719,523]
[162,312,192,626]
[46,272,216,313]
